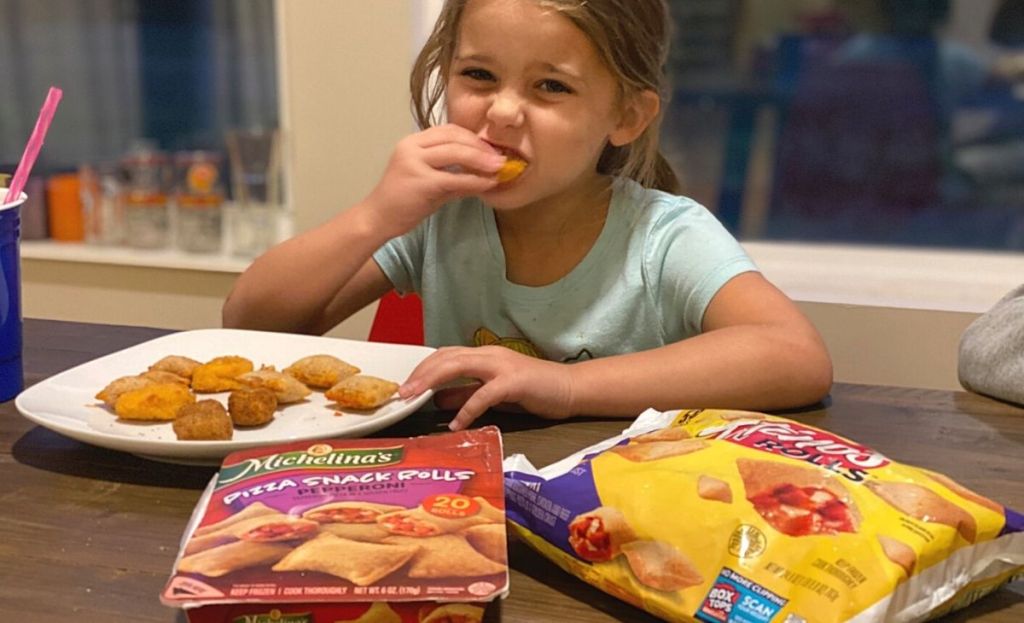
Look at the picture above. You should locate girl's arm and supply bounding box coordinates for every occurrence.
[222,125,505,334]
[400,272,832,430]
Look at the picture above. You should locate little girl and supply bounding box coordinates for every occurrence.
[223,0,833,430]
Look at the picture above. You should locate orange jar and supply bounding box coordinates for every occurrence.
[46,173,85,241]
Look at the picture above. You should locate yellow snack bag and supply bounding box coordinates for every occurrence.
[503,409,1024,622]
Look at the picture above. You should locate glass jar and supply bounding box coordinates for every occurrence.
[174,151,224,253]
[121,147,170,249]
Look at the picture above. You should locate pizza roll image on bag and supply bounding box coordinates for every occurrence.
[504,408,1024,623]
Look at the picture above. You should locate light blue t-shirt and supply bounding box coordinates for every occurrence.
[373,178,756,363]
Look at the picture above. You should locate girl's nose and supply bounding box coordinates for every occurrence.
[486,90,525,128]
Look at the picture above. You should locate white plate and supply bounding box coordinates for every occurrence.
[16,329,436,464]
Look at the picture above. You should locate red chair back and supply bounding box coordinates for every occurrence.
[367,291,425,345]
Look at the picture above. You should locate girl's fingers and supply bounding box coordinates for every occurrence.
[449,379,510,431]
[417,124,494,151]
[421,143,505,173]
[432,384,479,410]
[400,348,482,399]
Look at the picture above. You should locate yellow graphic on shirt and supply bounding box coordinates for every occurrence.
[474,328,543,358]
[473,327,596,363]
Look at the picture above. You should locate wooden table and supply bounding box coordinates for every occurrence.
[2,319,1022,622]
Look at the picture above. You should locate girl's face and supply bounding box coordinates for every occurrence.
[446,0,626,210]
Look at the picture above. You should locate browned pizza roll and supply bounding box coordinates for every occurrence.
[238,365,312,404]
[698,475,733,503]
[177,540,292,577]
[495,157,527,183]
[302,501,405,524]
[461,523,507,563]
[620,540,703,592]
[271,534,420,586]
[609,438,709,462]
[227,387,278,427]
[920,469,1003,515]
[326,375,400,410]
[738,458,860,537]
[113,382,196,421]
[632,427,691,443]
[377,506,495,537]
[338,602,402,623]
[383,535,506,578]
[191,355,254,393]
[418,604,485,623]
[148,355,202,380]
[284,354,360,389]
[185,514,319,555]
[193,501,279,537]
[173,399,233,441]
[866,481,977,542]
[96,374,155,407]
[877,534,917,577]
[567,506,637,562]
[139,369,189,385]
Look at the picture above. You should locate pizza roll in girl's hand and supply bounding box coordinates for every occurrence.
[326,374,400,410]
[495,158,527,182]
[283,354,360,389]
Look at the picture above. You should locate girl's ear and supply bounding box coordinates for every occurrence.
[609,89,660,147]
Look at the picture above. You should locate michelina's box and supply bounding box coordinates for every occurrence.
[162,427,508,622]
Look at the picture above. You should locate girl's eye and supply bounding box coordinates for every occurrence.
[539,79,573,94]
[460,68,495,82]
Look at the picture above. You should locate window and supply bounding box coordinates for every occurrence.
[0,0,277,175]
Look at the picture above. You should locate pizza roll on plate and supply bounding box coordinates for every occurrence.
[271,534,420,586]
[284,354,360,389]
[621,540,703,592]
[96,375,154,407]
[239,366,312,404]
[383,534,506,578]
[191,355,254,393]
[326,375,400,410]
[148,355,202,380]
[567,506,637,562]
[113,382,195,421]
[177,540,292,578]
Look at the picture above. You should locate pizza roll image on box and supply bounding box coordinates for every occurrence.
[503,408,1024,623]
[567,506,637,562]
[162,427,507,622]
[382,534,506,579]
[184,514,319,555]
[418,603,484,623]
[272,534,421,586]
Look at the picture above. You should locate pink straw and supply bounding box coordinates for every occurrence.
[5,86,63,202]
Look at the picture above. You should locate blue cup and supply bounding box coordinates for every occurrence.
[0,190,26,402]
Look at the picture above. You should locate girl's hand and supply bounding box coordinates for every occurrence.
[362,124,505,238]
[398,346,576,431]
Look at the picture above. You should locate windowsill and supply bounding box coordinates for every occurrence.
[744,241,1021,313]
[21,240,251,273]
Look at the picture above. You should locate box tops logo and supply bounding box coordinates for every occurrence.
[217,445,405,486]
[699,419,889,472]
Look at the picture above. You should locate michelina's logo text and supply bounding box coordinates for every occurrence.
[217,446,405,486]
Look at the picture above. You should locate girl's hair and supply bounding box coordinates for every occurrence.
[411,0,680,194]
